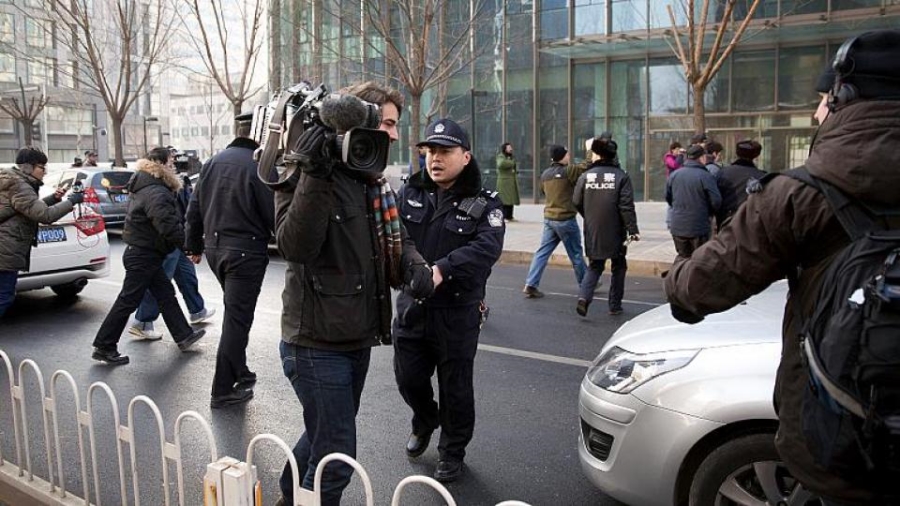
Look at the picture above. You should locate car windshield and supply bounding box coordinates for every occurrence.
[92,171,132,189]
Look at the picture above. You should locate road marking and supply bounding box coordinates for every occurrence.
[477,344,591,368]
[488,285,663,306]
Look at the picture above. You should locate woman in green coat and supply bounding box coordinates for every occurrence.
[495,142,520,220]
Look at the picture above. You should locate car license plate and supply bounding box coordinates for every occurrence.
[37,226,67,244]
[112,193,128,203]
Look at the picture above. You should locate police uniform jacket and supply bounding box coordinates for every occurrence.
[665,100,900,504]
[122,159,185,256]
[573,160,638,260]
[185,137,274,254]
[397,158,505,308]
[276,166,425,351]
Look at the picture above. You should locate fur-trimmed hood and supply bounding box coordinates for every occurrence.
[128,158,182,193]
[406,156,482,197]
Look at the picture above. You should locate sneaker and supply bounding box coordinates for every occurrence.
[128,323,163,341]
[522,285,544,299]
[576,298,590,317]
[210,388,254,409]
[189,308,216,324]
[234,371,257,390]
[92,348,130,366]
[176,329,206,352]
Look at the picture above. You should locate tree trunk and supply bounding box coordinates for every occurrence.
[692,82,707,134]
[409,93,422,174]
[23,119,34,146]
[233,101,244,134]
[111,116,125,167]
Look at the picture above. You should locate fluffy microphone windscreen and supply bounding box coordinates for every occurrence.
[319,93,370,133]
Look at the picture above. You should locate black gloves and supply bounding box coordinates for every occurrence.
[404,262,434,300]
[67,192,84,205]
[295,124,333,179]
[670,303,705,324]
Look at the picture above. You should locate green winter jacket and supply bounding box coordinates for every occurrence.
[0,166,73,272]
[494,153,520,206]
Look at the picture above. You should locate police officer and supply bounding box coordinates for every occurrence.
[185,113,274,408]
[393,118,505,483]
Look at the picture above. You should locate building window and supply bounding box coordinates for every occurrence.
[611,0,647,33]
[0,13,13,44]
[25,19,52,48]
[0,53,15,83]
[778,45,826,110]
[540,0,568,40]
[27,58,51,85]
[45,106,92,135]
[732,49,776,111]
[575,0,605,36]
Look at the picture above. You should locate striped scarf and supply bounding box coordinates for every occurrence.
[369,178,403,289]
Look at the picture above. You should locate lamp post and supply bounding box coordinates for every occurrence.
[142,116,158,155]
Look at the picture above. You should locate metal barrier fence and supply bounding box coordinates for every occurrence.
[0,350,532,506]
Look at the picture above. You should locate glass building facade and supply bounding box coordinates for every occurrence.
[270,0,900,201]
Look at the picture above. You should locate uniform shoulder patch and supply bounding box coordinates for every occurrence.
[482,188,499,199]
[488,208,504,227]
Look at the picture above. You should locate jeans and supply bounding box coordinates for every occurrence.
[135,249,204,322]
[524,218,586,288]
[0,270,18,318]
[579,256,627,311]
[279,342,371,506]
[93,246,193,351]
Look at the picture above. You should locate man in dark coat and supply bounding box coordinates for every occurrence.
[393,118,505,483]
[665,144,721,261]
[572,137,639,317]
[273,82,431,506]
[665,30,900,505]
[0,147,79,317]
[715,139,766,231]
[92,148,205,365]
[185,113,273,408]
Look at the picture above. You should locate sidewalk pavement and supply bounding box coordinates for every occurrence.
[498,202,676,278]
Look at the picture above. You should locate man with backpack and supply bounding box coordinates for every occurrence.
[664,29,900,505]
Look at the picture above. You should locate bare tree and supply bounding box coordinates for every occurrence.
[43,0,179,165]
[178,0,266,130]
[0,78,50,147]
[666,0,762,133]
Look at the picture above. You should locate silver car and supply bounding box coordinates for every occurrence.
[579,281,819,506]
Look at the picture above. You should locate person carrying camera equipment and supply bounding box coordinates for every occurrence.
[393,118,505,483]
[268,82,431,506]
[91,147,205,365]
[0,147,81,317]
[665,30,900,505]
[183,113,270,408]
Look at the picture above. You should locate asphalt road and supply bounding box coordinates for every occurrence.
[0,238,667,506]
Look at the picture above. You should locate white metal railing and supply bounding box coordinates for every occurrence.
[0,350,531,505]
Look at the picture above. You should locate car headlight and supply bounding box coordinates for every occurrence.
[586,346,699,394]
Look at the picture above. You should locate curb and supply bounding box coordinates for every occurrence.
[498,251,671,278]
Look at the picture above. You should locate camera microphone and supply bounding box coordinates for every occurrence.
[319,94,381,133]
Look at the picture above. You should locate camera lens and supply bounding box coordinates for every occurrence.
[340,128,390,174]
[347,135,378,168]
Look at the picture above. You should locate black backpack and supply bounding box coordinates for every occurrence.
[785,168,900,483]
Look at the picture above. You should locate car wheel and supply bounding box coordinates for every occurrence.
[689,433,818,506]
[51,282,85,298]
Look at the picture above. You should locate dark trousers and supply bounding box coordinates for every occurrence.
[672,234,709,262]
[393,301,481,462]
[579,256,627,311]
[279,342,371,506]
[93,246,192,351]
[205,247,267,396]
[0,270,17,318]
[502,204,514,220]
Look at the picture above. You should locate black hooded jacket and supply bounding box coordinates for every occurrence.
[397,157,505,307]
[122,159,184,255]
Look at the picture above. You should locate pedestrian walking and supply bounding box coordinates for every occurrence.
[0,147,81,317]
[92,147,205,365]
[665,144,721,261]
[664,29,900,506]
[715,139,766,231]
[184,113,273,408]
[393,118,505,483]
[272,82,431,506]
[522,144,587,298]
[495,142,520,220]
[572,137,639,317]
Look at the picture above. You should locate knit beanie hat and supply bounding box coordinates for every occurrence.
[816,29,900,100]
[590,137,617,159]
[549,145,568,162]
[15,147,48,172]
[735,140,762,160]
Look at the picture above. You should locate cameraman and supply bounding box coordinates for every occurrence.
[0,147,80,317]
[273,82,431,506]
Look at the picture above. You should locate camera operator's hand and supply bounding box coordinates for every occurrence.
[296,124,334,179]
[67,192,84,205]
[404,262,434,300]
